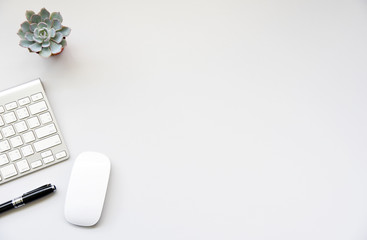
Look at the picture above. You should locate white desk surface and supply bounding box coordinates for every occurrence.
[1,0,367,239]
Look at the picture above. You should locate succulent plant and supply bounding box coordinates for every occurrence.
[17,8,71,57]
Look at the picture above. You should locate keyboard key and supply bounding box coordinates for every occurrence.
[27,116,40,128]
[21,145,34,157]
[34,134,61,152]
[55,151,67,159]
[10,136,23,148]
[1,164,17,179]
[31,92,44,101]
[0,154,9,166]
[29,101,48,115]
[5,101,17,111]
[22,131,35,143]
[14,121,28,133]
[16,107,30,119]
[39,112,52,124]
[35,123,57,139]
[2,126,15,138]
[41,150,52,158]
[8,149,21,161]
[18,97,30,106]
[0,140,10,152]
[3,112,17,124]
[31,160,42,169]
[0,106,4,113]
[0,116,4,126]
[43,155,55,164]
[16,160,30,173]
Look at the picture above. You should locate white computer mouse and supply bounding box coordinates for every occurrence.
[64,152,111,226]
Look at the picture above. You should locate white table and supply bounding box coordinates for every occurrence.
[1,1,367,239]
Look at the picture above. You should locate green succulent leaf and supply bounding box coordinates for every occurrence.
[33,35,43,44]
[50,12,63,23]
[42,41,50,47]
[50,41,62,54]
[21,21,30,32]
[30,23,37,32]
[60,39,67,48]
[17,29,25,39]
[59,27,71,37]
[53,32,63,43]
[45,19,52,28]
[39,47,52,57]
[39,8,50,20]
[37,22,48,29]
[50,28,56,38]
[25,32,34,41]
[52,20,62,31]
[29,42,42,52]
[26,10,35,21]
[31,14,42,24]
[19,40,33,48]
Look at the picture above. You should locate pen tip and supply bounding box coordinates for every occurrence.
[52,185,57,191]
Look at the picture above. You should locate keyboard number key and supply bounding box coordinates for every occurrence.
[16,160,30,173]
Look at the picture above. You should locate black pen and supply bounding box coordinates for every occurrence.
[0,184,56,214]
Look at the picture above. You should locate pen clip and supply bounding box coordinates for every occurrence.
[22,184,51,197]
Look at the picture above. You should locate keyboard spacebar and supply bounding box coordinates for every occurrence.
[34,135,61,152]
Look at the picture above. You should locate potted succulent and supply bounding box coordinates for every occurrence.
[17,8,71,57]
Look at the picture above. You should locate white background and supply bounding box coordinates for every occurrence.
[0,0,367,239]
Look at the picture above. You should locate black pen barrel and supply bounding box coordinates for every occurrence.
[22,185,56,204]
[0,200,13,214]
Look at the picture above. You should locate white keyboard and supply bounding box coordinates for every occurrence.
[0,79,69,184]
